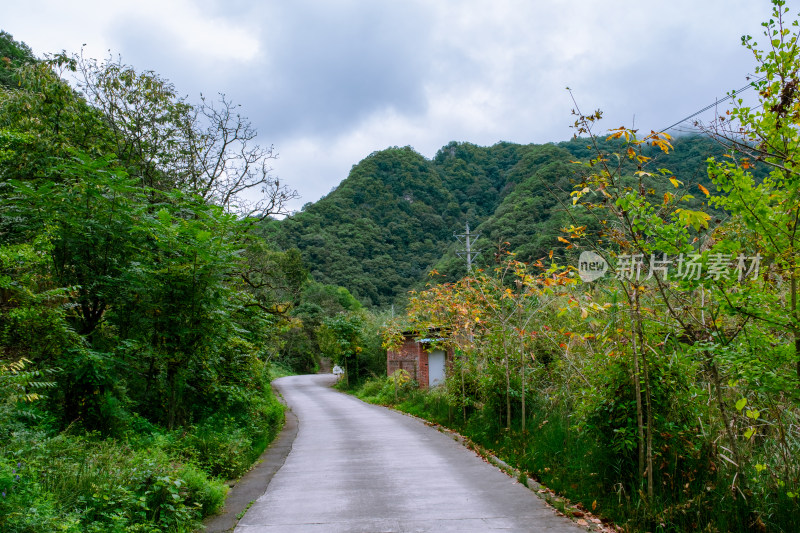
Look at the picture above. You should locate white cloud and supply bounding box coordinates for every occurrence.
[4,0,258,64]
[113,0,260,63]
[2,0,790,213]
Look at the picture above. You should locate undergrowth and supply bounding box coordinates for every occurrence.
[0,378,284,533]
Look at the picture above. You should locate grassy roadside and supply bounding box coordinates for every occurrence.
[0,364,290,533]
[342,376,798,533]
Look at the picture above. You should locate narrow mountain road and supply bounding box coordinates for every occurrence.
[235,374,587,533]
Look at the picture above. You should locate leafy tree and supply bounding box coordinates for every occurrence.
[0,32,296,532]
[703,0,800,380]
[74,55,298,217]
[320,313,365,386]
[0,31,36,89]
[240,243,308,315]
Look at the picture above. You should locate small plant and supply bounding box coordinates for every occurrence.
[237,499,255,520]
[0,358,57,403]
[390,369,411,402]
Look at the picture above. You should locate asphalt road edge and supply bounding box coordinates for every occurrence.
[200,380,298,533]
[364,400,618,533]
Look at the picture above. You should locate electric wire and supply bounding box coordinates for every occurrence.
[659,24,800,134]
[659,75,766,133]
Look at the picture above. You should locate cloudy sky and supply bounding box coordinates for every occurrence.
[3,0,783,212]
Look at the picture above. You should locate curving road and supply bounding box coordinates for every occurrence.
[235,374,586,533]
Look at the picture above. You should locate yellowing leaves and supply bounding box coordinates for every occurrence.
[607,127,633,142]
[650,134,673,154]
[675,208,711,231]
[564,225,587,238]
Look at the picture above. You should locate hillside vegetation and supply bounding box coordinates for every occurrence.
[0,33,309,532]
[349,3,800,531]
[266,135,733,307]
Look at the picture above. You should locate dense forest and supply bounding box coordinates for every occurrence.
[0,30,384,532]
[265,135,734,308]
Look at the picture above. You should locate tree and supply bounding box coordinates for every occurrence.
[0,31,36,89]
[239,243,308,316]
[703,0,800,381]
[74,54,298,219]
[320,313,365,386]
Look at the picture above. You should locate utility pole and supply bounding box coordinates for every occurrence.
[455,222,481,271]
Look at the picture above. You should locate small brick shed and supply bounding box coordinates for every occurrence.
[386,330,453,389]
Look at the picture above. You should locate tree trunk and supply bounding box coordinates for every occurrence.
[167,362,178,430]
[504,334,511,430]
[628,287,646,490]
[634,286,654,500]
[461,361,467,423]
[521,347,526,433]
[792,272,800,380]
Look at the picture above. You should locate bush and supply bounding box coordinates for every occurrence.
[0,429,228,533]
[170,384,284,480]
[354,371,418,405]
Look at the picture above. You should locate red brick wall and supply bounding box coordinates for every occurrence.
[387,337,420,384]
[419,350,429,389]
[386,335,456,389]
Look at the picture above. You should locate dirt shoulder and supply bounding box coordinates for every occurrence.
[200,381,298,533]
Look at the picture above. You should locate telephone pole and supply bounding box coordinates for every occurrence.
[455,222,481,271]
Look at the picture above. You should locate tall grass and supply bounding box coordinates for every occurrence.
[0,379,284,532]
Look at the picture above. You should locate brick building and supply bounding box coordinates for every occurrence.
[386,330,453,389]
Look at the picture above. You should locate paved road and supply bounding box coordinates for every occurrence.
[235,374,586,533]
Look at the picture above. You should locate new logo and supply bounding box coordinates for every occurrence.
[578,251,608,282]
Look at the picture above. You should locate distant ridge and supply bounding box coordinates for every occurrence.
[261,135,729,308]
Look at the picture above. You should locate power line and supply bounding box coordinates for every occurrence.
[659,75,766,133]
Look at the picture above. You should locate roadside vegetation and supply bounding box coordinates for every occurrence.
[5,1,800,532]
[0,31,360,532]
[354,3,800,531]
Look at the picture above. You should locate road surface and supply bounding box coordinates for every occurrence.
[235,374,587,533]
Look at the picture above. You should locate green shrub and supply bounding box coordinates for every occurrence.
[177,463,226,516]
[170,385,284,480]
[354,372,419,405]
[0,426,231,533]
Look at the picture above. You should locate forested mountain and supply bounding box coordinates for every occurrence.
[265,146,461,307]
[266,134,733,307]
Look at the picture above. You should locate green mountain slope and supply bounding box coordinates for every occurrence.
[432,140,536,220]
[267,146,460,306]
[266,135,736,308]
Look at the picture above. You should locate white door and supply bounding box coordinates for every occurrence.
[428,350,445,387]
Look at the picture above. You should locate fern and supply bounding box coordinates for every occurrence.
[0,357,57,403]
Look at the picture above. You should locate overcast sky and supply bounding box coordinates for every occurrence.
[3,1,784,212]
